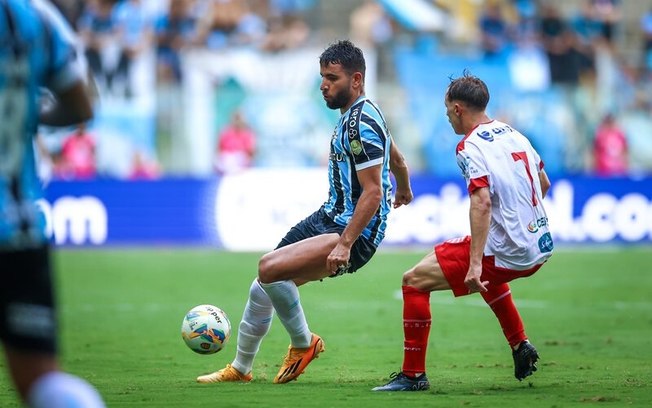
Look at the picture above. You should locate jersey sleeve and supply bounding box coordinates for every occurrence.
[521,135,544,171]
[347,110,385,171]
[37,3,84,93]
[457,140,489,194]
[531,142,545,171]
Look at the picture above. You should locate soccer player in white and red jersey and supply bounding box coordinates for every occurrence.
[374,70,554,391]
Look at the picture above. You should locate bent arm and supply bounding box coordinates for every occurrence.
[340,165,382,247]
[465,186,491,293]
[539,168,550,198]
[389,139,413,208]
[469,186,491,267]
[326,165,382,274]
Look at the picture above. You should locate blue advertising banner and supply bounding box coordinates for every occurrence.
[42,171,652,249]
[385,175,652,246]
[43,179,220,246]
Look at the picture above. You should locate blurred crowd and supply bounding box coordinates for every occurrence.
[52,0,315,88]
[480,0,649,176]
[354,0,652,177]
[42,0,652,180]
[442,0,649,176]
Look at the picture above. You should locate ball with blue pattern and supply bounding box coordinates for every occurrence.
[181,304,231,354]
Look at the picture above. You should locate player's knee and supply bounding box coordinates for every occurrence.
[402,268,418,287]
[402,264,442,292]
[257,253,277,284]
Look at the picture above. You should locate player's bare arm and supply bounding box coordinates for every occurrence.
[465,186,491,293]
[327,164,383,275]
[389,139,413,208]
[539,169,551,198]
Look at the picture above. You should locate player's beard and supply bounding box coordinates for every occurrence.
[326,87,352,110]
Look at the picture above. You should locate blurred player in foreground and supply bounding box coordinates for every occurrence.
[374,71,553,391]
[0,1,105,406]
[197,39,413,384]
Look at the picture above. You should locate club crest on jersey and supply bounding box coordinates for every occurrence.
[350,140,363,155]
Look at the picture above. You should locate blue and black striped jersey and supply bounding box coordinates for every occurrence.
[323,96,393,247]
[0,0,82,248]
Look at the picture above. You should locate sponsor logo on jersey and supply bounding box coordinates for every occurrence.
[8,303,55,338]
[477,125,515,141]
[457,153,470,179]
[538,232,554,253]
[493,124,514,135]
[329,152,345,162]
[476,130,494,141]
[528,217,549,233]
[348,107,360,139]
[348,128,358,138]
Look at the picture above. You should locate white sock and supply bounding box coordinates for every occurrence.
[231,279,274,375]
[259,280,312,348]
[28,371,105,408]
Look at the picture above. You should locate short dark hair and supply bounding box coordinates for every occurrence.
[319,40,366,77]
[446,70,490,111]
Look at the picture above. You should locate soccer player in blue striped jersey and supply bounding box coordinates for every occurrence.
[197,40,413,385]
[0,1,104,406]
[323,82,393,247]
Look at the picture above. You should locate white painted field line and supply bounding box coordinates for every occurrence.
[393,290,652,310]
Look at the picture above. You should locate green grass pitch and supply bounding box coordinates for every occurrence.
[1,247,651,407]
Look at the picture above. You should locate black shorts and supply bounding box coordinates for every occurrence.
[0,245,57,353]
[275,207,377,276]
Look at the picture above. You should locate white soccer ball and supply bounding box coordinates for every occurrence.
[181,304,231,354]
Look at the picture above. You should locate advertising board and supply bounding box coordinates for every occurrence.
[44,171,652,249]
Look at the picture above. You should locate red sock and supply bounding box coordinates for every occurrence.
[481,283,527,348]
[401,285,431,376]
